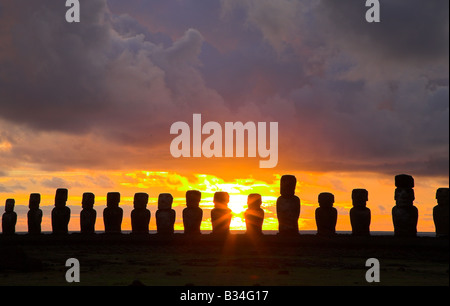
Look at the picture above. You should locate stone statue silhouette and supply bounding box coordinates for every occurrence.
[433,188,449,238]
[183,190,203,235]
[51,188,71,235]
[27,193,43,235]
[211,191,232,235]
[131,192,151,234]
[392,174,418,237]
[156,193,176,235]
[2,199,17,235]
[350,189,371,236]
[80,192,96,234]
[276,175,300,235]
[103,192,123,234]
[315,192,337,236]
[244,193,264,236]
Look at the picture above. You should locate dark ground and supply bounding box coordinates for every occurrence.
[0,233,448,286]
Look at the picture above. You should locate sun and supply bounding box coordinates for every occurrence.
[227,194,248,214]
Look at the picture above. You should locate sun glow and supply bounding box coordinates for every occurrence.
[0,141,12,151]
[228,194,248,214]
[1,169,444,233]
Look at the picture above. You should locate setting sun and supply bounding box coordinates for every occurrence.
[228,195,248,214]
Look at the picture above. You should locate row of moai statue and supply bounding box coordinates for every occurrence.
[0,188,263,236]
[275,174,448,238]
[2,174,449,237]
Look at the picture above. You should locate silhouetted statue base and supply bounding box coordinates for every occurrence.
[131,193,151,234]
[350,207,371,236]
[131,210,151,234]
[27,193,42,235]
[245,193,264,236]
[51,188,70,235]
[276,175,301,236]
[245,209,264,236]
[211,208,232,235]
[211,192,232,235]
[52,207,71,235]
[104,192,123,234]
[2,199,17,235]
[392,175,417,237]
[433,188,449,238]
[316,208,337,236]
[80,192,96,234]
[350,189,371,236]
[183,190,203,235]
[183,207,203,235]
[276,195,300,236]
[392,206,418,237]
[156,193,176,235]
[315,193,337,237]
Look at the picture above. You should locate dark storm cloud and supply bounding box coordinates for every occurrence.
[0,0,226,136]
[0,0,448,177]
[317,0,449,62]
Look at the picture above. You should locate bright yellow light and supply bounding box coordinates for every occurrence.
[230,215,246,230]
[228,194,248,214]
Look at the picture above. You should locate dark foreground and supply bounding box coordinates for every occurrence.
[0,233,448,286]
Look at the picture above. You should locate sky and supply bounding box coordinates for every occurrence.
[0,0,448,233]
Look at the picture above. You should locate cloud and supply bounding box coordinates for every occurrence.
[0,0,226,137]
[317,0,449,62]
[0,0,447,178]
[0,182,26,193]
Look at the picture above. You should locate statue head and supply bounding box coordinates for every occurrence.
[247,193,262,210]
[395,174,414,189]
[436,188,449,207]
[158,193,173,210]
[186,190,201,208]
[213,191,229,209]
[107,192,121,208]
[280,175,296,196]
[394,188,415,207]
[29,193,41,209]
[55,188,68,207]
[133,192,149,209]
[5,199,15,213]
[82,192,95,209]
[318,192,334,208]
[352,189,368,208]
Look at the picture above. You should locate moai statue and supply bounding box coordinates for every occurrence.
[392,174,418,237]
[131,192,151,234]
[156,193,176,235]
[51,188,71,235]
[350,189,371,236]
[276,175,301,235]
[244,193,264,236]
[211,191,232,235]
[2,199,17,235]
[315,192,338,236]
[103,192,123,234]
[433,188,449,238]
[182,190,203,235]
[80,192,96,234]
[27,193,43,235]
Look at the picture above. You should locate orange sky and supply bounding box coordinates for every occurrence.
[2,169,447,233]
